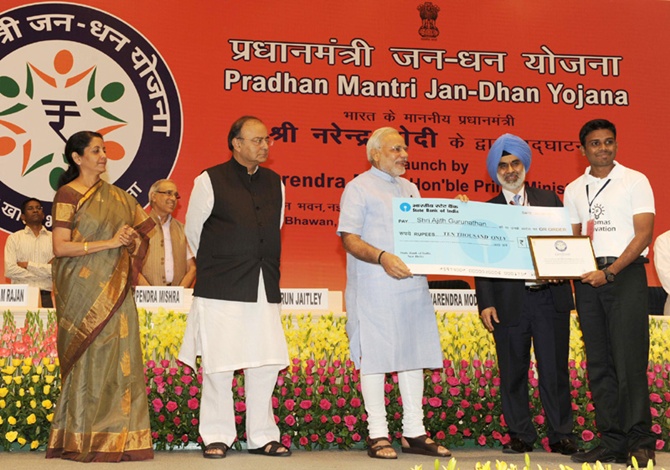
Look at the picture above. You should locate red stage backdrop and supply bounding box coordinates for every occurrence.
[1,1,669,294]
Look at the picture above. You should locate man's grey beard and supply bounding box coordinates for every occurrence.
[499,167,526,192]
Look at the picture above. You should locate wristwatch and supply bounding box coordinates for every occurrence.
[602,267,616,283]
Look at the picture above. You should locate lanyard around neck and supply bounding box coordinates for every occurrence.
[585,179,610,217]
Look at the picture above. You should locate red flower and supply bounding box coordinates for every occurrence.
[577,416,585,425]
[326,432,335,443]
[319,398,332,410]
[582,430,594,441]
[234,401,246,413]
[299,436,308,446]
[428,397,442,407]
[435,430,446,440]
[448,425,458,435]
[187,398,199,410]
[310,433,318,442]
[304,414,313,423]
[332,415,342,424]
[541,437,550,452]
[350,397,362,408]
[352,433,362,442]
[152,398,164,413]
[478,435,487,446]
[285,415,296,426]
[189,386,199,396]
[344,415,357,431]
[299,399,312,410]
[166,401,178,412]
[284,399,296,411]
[180,375,193,384]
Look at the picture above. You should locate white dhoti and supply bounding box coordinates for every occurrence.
[178,273,289,447]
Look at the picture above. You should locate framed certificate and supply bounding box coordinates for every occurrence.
[528,236,597,279]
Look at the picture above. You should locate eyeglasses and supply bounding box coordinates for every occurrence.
[497,159,524,172]
[155,190,180,199]
[388,145,408,153]
[236,136,274,146]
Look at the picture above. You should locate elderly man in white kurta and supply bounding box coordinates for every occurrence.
[178,116,290,459]
[337,127,450,460]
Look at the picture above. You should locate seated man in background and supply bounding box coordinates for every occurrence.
[4,197,54,308]
[136,179,196,287]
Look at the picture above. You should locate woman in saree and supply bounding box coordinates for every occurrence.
[46,131,155,462]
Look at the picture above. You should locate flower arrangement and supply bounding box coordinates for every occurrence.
[1,308,669,454]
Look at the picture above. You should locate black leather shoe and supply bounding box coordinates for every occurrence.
[549,438,582,455]
[628,448,656,467]
[570,445,626,464]
[502,437,533,454]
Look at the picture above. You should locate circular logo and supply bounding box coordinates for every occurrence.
[0,3,182,233]
[400,202,411,212]
[554,240,568,252]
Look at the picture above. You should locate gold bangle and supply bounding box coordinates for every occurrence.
[84,241,88,254]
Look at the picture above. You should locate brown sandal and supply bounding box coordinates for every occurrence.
[248,440,292,457]
[402,434,451,457]
[367,436,398,459]
[203,442,228,459]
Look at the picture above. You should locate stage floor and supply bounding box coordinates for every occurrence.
[4,447,668,469]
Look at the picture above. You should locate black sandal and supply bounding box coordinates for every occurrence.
[366,436,398,459]
[203,442,228,459]
[248,440,292,457]
[402,434,451,457]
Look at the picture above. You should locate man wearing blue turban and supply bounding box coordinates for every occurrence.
[475,134,580,456]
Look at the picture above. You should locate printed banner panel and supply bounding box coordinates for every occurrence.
[1,0,668,292]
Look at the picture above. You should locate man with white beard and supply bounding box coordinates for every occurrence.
[474,134,580,456]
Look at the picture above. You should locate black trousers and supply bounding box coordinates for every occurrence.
[574,262,655,451]
[493,288,574,444]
